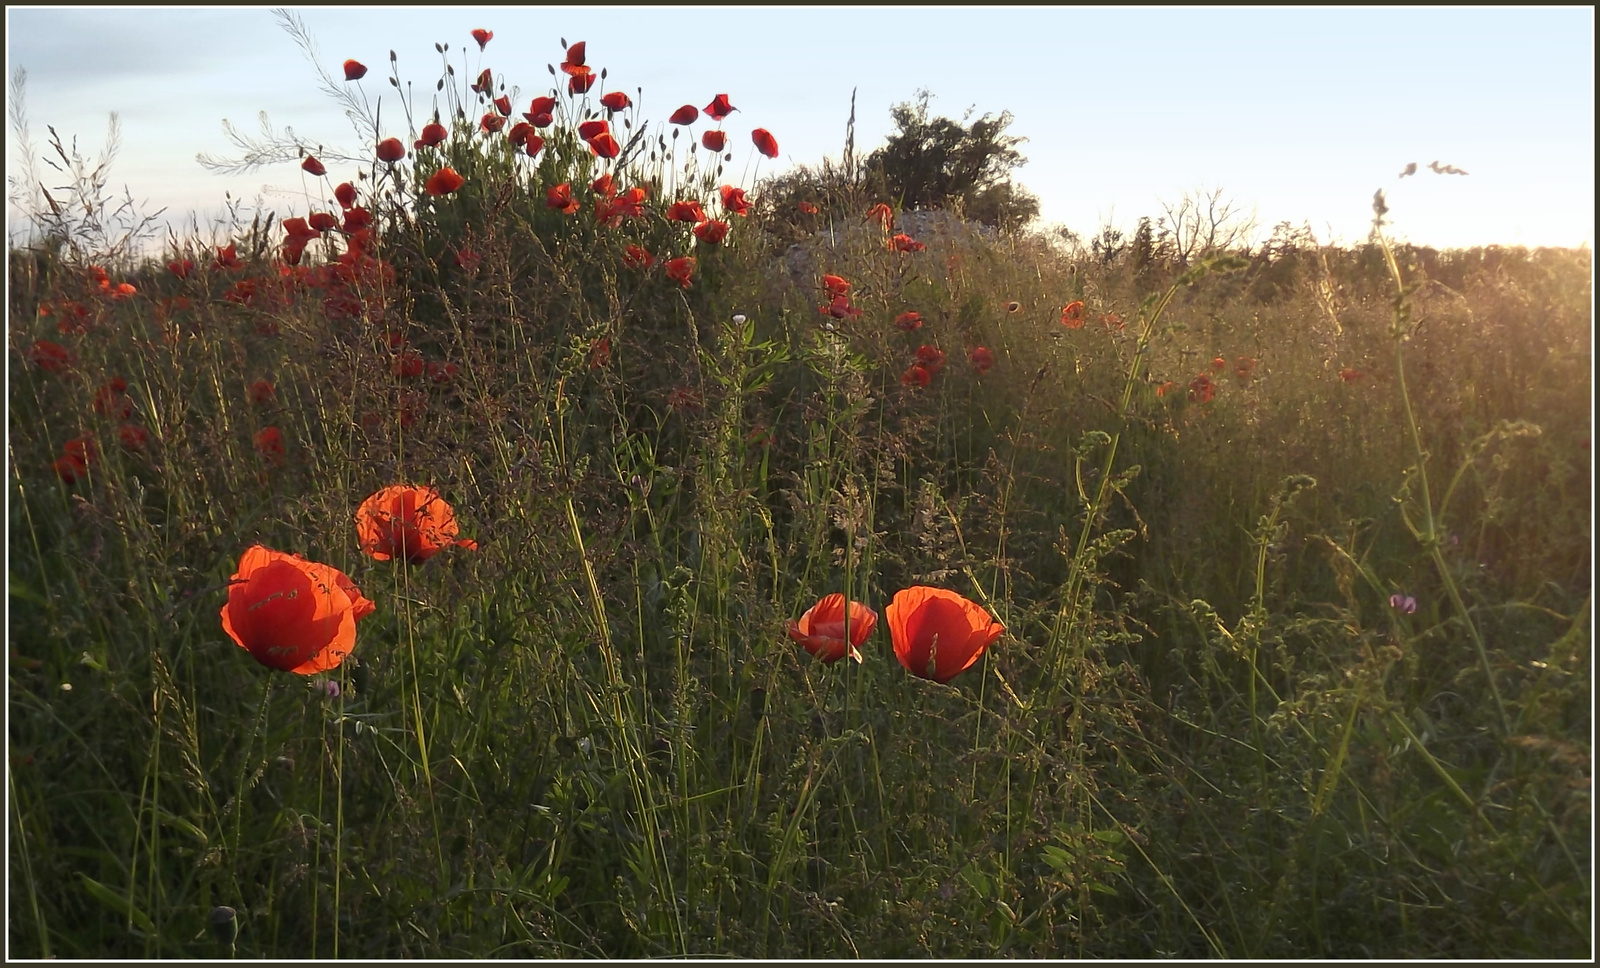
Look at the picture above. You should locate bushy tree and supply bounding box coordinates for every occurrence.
[864,90,1039,231]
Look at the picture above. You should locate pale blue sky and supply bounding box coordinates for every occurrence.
[6,6,1594,252]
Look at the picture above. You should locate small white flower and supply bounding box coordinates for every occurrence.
[732,314,747,324]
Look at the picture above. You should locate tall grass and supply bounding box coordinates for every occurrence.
[7,24,1591,959]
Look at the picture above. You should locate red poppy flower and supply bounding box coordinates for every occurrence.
[592,172,616,196]
[30,339,73,373]
[415,121,448,149]
[886,586,1004,684]
[307,211,338,232]
[471,28,493,50]
[92,378,133,419]
[493,94,512,117]
[62,434,97,466]
[505,121,531,148]
[343,60,367,81]
[392,349,424,379]
[117,423,149,452]
[589,335,612,369]
[623,244,654,270]
[167,258,195,279]
[425,167,465,196]
[53,454,88,483]
[1340,367,1363,383]
[969,346,995,375]
[590,131,620,158]
[669,105,699,125]
[914,345,947,372]
[901,364,932,388]
[1155,381,1176,398]
[1234,356,1257,379]
[799,201,819,215]
[1189,373,1215,403]
[890,233,925,253]
[547,183,580,214]
[221,545,375,674]
[865,203,894,229]
[342,207,372,232]
[254,427,286,464]
[480,112,506,134]
[249,379,276,404]
[600,91,632,112]
[301,155,327,177]
[568,72,595,95]
[1101,312,1124,330]
[282,217,318,241]
[215,243,243,271]
[453,246,482,274]
[667,200,707,222]
[693,219,730,245]
[819,294,861,319]
[334,182,358,209]
[356,485,478,563]
[894,311,923,332]
[471,68,493,94]
[577,119,609,143]
[376,138,406,163]
[426,361,460,384]
[1210,356,1227,373]
[700,129,733,154]
[704,94,737,120]
[562,41,587,71]
[751,128,779,158]
[525,96,558,123]
[787,593,877,664]
[1061,301,1085,329]
[664,256,696,288]
[719,184,749,215]
[822,274,850,297]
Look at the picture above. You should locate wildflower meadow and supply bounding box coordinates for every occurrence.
[7,21,1592,959]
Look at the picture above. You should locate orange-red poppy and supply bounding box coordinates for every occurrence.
[117,423,150,452]
[969,346,995,375]
[334,182,358,209]
[578,119,609,142]
[524,134,546,158]
[254,426,286,464]
[600,91,632,111]
[701,129,727,153]
[589,131,620,158]
[886,586,1004,684]
[568,72,595,95]
[525,96,557,126]
[249,379,276,404]
[221,545,375,674]
[592,173,616,196]
[751,128,779,158]
[343,60,367,81]
[1340,367,1363,382]
[667,200,706,222]
[787,593,877,664]
[914,345,946,373]
[664,256,696,288]
[30,339,74,373]
[471,68,493,94]
[376,138,406,163]
[901,364,931,388]
[799,201,819,215]
[894,311,924,332]
[669,105,699,125]
[705,94,737,120]
[480,112,506,134]
[471,28,493,50]
[547,183,580,214]
[1061,301,1085,328]
[1234,356,1257,379]
[719,184,749,216]
[822,274,850,297]
[301,155,326,177]
[866,203,893,229]
[1211,356,1227,373]
[215,243,244,271]
[623,244,654,270]
[355,485,479,563]
[308,211,338,232]
[493,94,512,117]
[415,121,448,149]
[561,41,587,72]
[693,219,730,245]
[1189,373,1215,403]
[425,168,464,196]
[889,233,925,253]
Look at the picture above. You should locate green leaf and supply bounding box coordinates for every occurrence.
[78,874,156,935]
